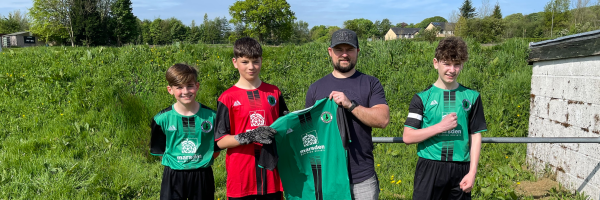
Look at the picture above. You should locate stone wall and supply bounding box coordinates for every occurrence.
[527,55,600,199]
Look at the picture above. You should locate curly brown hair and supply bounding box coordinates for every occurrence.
[165,63,198,86]
[435,37,468,63]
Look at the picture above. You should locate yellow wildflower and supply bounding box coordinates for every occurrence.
[505,156,508,159]
[517,182,521,185]
[377,164,380,167]
[22,115,25,118]
[61,113,64,116]
[517,114,520,117]
[396,180,401,184]
[390,181,394,183]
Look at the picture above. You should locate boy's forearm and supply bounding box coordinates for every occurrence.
[402,125,444,144]
[216,135,242,149]
[468,133,482,175]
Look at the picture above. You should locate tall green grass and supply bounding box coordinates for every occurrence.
[0,39,584,199]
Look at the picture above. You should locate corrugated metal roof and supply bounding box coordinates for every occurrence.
[529,29,600,47]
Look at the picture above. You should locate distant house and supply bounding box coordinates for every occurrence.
[1,32,44,48]
[385,28,421,40]
[425,22,456,37]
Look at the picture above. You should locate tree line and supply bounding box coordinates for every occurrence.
[1,0,599,46]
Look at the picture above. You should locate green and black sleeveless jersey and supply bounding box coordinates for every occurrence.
[404,84,487,162]
[270,98,352,200]
[150,104,216,170]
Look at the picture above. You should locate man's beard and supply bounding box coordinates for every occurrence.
[332,59,356,73]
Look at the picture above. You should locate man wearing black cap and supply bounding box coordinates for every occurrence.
[304,29,390,200]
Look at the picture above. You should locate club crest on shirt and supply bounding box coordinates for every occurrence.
[181,139,198,154]
[462,99,472,111]
[249,110,266,127]
[200,120,213,133]
[320,111,333,123]
[267,95,277,106]
[302,131,319,147]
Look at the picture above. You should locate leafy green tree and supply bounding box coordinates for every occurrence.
[291,20,310,44]
[0,15,21,34]
[455,16,469,37]
[395,22,408,28]
[460,0,477,19]
[0,10,30,34]
[110,0,137,46]
[375,19,393,38]
[465,16,506,43]
[544,0,571,37]
[169,19,187,43]
[416,16,448,28]
[71,0,102,46]
[343,18,377,39]
[229,0,296,43]
[308,25,339,42]
[139,19,152,44]
[309,25,328,41]
[228,23,247,43]
[29,0,74,46]
[492,2,502,19]
[418,27,439,43]
[201,14,231,44]
[149,18,164,45]
[503,13,525,37]
[186,20,202,43]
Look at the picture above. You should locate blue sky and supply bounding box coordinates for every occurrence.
[1,0,559,28]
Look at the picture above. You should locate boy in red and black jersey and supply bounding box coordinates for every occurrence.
[215,37,288,200]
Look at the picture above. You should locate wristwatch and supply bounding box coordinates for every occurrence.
[347,100,358,112]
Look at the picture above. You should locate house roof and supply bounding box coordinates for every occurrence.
[5,32,30,36]
[390,28,420,35]
[528,29,600,65]
[430,22,456,31]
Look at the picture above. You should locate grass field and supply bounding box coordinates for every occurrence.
[0,39,588,199]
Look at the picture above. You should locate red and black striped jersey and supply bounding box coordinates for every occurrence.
[215,82,288,197]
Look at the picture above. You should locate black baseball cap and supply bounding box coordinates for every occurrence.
[330,29,359,49]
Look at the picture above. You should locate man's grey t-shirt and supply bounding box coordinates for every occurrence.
[305,71,387,184]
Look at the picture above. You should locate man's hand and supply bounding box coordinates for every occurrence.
[234,126,277,145]
[459,172,476,193]
[328,91,352,109]
[437,113,458,132]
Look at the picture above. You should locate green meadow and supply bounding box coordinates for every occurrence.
[0,39,587,199]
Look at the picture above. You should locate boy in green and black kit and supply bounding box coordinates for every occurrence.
[403,37,487,200]
[150,63,217,200]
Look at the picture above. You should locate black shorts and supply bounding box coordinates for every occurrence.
[160,166,215,200]
[227,192,283,200]
[412,157,471,200]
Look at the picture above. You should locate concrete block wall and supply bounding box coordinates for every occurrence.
[527,55,600,199]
